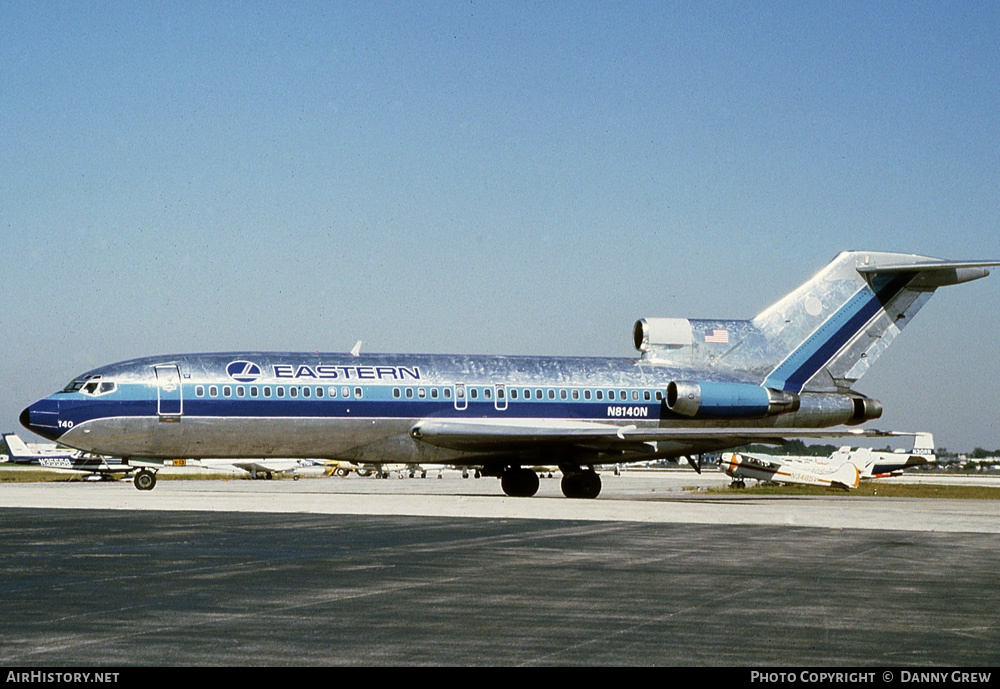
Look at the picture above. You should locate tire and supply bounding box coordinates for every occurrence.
[134,469,157,491]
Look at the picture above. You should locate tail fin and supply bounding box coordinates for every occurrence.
[831,460,862,490]
[910,432,936,463]
[754,252,998,393]
[2,433,35,460]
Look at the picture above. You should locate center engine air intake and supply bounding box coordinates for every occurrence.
[666,381,800,418]
[633,318,692,352]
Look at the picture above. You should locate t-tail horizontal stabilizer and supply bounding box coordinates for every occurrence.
[756,252,1000,394]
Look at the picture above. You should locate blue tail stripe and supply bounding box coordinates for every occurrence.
[765,272,915,392]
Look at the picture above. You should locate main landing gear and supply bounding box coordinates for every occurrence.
[498,466,602,499]
[560,470,601,499]
[500,467,540,497]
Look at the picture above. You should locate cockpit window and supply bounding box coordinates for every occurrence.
[74,378,117,396]
[63,373,110,394]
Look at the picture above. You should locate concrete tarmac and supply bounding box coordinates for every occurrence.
[1,471,999,666]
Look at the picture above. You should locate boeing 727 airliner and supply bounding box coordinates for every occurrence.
[19,251,998,497]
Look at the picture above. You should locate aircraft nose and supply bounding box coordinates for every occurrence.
[20,398,62,441]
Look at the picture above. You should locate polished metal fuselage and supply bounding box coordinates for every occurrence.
[24,351,863,465]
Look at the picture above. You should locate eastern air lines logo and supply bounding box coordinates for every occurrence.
[227,360,262,383]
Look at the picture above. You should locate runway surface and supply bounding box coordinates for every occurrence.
[2,471,999,666]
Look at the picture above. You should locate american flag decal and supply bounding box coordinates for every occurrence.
[705,328,729,344]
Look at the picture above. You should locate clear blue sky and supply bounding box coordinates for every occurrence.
[3,1,999,452]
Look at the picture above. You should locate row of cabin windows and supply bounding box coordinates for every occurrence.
[393,387,453,400]
[194,385,363,399]
[194,384,663,403]
[395,387,662,402]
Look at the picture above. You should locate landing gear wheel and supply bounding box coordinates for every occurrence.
[134,469,157,491]
[561,470,601,499]
[500,468,540,497]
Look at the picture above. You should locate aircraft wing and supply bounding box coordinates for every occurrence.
[409,419,894,455]
[229,459,317,474]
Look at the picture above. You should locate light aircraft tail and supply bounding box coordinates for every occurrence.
[2,433,35,460]
[637,252,998,398]
[911,432,936,460]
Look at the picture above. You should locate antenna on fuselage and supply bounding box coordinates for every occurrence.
[350,340,362,357]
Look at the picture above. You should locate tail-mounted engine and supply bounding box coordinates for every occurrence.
[633,318,692,352]
[848,396,883,424]
[665,381,800,418]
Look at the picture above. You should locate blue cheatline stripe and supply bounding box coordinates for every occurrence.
[764,272,916,393]
[52,397,671,426]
